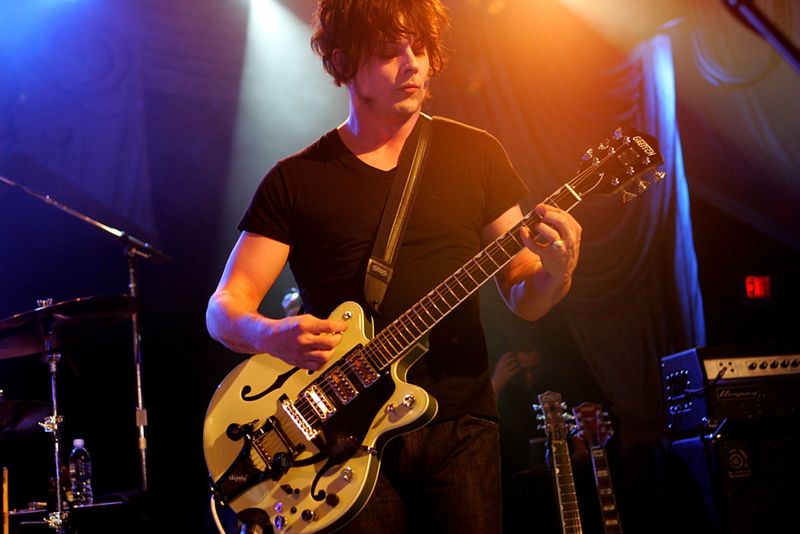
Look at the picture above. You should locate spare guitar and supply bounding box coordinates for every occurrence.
[203,128,664,533]
[573,403,623,534]
[537,391,583,534]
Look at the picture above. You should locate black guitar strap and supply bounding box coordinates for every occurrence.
[365,113,433,313]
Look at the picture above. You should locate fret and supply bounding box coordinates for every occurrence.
[457,266,479,287]
[493,238,515,260]
[451,273,470,294]
[400,312,426,336]
[443,279,468,301]
[481,249,501,269]
[388,324,413,345]
[371,333,395,356]
[396,313,422,338]
[411,302,436,326]
[470,256,490,277]
[367,337,395,368]
[507,228,524,247]
[425,294,445,317]
[435,284,459,309]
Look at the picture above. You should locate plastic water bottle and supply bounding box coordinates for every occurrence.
[68,439,94,506]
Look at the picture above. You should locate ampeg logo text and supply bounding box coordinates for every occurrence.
[716,385,760,402]
[633,136,656,157]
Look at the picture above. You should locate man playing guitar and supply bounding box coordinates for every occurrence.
[206,1,582,532]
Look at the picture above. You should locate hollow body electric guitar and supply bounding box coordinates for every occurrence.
[203,128,664,533]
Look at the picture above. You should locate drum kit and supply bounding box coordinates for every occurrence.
[0,174,172,534]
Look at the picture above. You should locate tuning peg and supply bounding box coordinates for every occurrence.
[613,128,623,140]
[637,178,650,193]
[536,414,546,421]
[532,403,541,411]
[652,170,666,182]
[582,148,593,161]
[622,189,637,203]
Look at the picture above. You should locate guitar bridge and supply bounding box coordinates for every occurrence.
[211,416,302,506]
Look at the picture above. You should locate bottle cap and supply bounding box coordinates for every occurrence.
[73,438,85,448]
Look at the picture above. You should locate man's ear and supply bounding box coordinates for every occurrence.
[332,49,344,77]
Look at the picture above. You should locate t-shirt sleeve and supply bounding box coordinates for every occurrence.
[480,132,530,226]
[237,162,293,245]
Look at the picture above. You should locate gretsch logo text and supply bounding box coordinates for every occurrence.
[228,474,248,483]
[633,136,656,157]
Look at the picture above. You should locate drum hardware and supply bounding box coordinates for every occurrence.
[0,297,140,533]
[1,173,172,493]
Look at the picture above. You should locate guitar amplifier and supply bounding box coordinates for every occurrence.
[661,344,800,434]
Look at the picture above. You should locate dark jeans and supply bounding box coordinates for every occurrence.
[339,415,502,534]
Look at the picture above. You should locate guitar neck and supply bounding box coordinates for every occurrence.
[589,445,622,534]
[364,185,583,371]
[551,439,583,534]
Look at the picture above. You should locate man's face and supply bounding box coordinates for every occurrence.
[349,34,430,120]
[515,351,542,390]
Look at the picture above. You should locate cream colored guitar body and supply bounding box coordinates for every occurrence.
[203,301,436,533]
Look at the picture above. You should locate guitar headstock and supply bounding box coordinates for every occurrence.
[572,128,665,204]
[572,402,613,448]
[535,391,572,442]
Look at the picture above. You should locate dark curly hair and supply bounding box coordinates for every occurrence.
[311,0,450,87]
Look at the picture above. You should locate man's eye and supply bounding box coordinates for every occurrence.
[377,46,397,58]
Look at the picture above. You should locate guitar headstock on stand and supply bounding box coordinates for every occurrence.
[572,402,613,449]
[535,391,583,534]
[535,391,575,443]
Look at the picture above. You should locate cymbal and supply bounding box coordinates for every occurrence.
[0,295,140,360]
[0,400,51,444]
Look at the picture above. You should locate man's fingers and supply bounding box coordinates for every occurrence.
[304,317,349,335]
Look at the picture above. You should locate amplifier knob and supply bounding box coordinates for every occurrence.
[792,359,800,368]
[760,361,769,370]
[749,362,758,370]
[770,360,779,369]
[781,359,790,368]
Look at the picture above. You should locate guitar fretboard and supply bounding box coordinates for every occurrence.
[591,446,622,534]
[290,185,584,425]
[366,183,583,371]
[552,440,583,534]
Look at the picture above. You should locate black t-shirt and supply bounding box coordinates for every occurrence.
[239,116,529,422]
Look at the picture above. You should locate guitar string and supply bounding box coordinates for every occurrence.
[295,136,642,420]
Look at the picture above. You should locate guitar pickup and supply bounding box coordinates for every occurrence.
[303,384,337,420]
[325,367,357,404]
[346,353,380,387]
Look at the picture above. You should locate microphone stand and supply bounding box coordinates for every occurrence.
[0,173,173,494]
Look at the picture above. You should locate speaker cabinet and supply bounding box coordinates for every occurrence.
[665,419,800,534]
